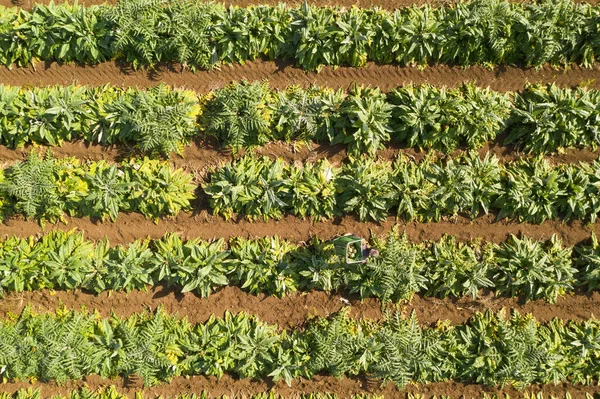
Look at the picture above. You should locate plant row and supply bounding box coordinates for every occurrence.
[0,152,194,224]
[0,84,200,157]
[1,307,599,390]
[0,389,381,399]
[201,81,600,155]
[2,82,600,156]
[2,229,599,303]
[7,151,600,224]
[204,152,600,224]
[1,0,600,71]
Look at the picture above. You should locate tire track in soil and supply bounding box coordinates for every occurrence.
[1,286,599,329]
[1,61,600,93]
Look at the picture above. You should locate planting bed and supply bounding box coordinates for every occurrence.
[1,0,600,398]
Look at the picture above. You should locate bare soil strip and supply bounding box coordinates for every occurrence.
[1,286,599,329]
[0,136,598,173]
[2,375,600,399]
[1,61,600,93]
[0,212,597,247]
[6,0,600,11]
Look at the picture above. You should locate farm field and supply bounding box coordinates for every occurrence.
[1,0,600,398]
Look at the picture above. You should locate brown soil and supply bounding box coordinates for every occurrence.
[0,212,598,247]
[1,286,599,329]
[3,61,600,93]
[2,120,600,167]
[5,0,600,10]
[2,376,600,399]
[1,137,598,172]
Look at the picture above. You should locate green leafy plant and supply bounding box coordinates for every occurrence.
[229,236,298,296]
[201,81,271,149]
[388,84,510,152]
[335,157,396,222]
[333,85,392,156]
[506,84,600,153]
[492,235,576,302]
[425,236,493,299]
[1,151,64,222]
[575,233,600,292]
[496,157,563,223]
[99,85,200,156]
[203,156,288,220]
[348,229,428,301]
[284,160,336,221]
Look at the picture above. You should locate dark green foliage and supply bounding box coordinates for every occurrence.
[335,157,396,222]
[0,84,201,158]
[2,229,600,304]
[201,81,271,149]
[492,235,576,302]
[575,233,600,292]
[347,231,428,302]
[204,152,600,224]
[373,312,448,386]
[270,86,327,142]
[1,0,600,72]
[1,307,600,389]
[495,157,563,223]
[2,82,600,157]
[388,84,510,152]
[81,162,131,222]
[425,236,494,299]
[229,236,298,296]
[506,84,600,153]
[99,85,199,156]
[1,151,63,221]
[202,156,289,220]
[104,0,216,70]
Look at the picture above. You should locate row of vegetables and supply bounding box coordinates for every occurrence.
[0,82,598,156]
[0,152,195,223]
[7,151,600,224]
[1,306,599,389]
[0,0,599,70]
[0,228,598,303]
[181,153,600,224]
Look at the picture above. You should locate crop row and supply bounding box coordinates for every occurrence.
[1,82,599,156]
[205,153,600,223]
[1,307,599,389]
[0,152,194,224]
[1,229,599,303]
[1,0,599,71]
[7,151,600,224]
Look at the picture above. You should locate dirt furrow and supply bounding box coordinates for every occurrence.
[0,135,598,172]
[2,375,600,399]
[1,286,599,328]
[0,212,597,248]
[2,61,600,93]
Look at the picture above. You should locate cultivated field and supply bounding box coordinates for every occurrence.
[0,0,600,398]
